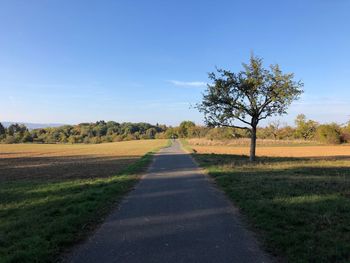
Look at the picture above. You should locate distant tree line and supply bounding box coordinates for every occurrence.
[166,115,350,145]
[0,121,168,144]
[1,115,350,144]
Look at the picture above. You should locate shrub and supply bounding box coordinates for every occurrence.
[21,131,33,143]
[294,114,318,140]
[316,124,341,144]
[206,127,236,140]
[155,132,167,139]
[340,130,350,143]
[4,136,17,144]
[88,137,102,144]
[112,135,123,142]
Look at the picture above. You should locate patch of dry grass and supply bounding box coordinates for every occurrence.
[187,138,319,147]
[187,138,350,158]
[0,140,167,158]
[0,140,167,181]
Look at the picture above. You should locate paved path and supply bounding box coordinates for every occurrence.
[68,141,271,263]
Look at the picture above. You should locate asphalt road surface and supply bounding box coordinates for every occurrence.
[68,140,272,263]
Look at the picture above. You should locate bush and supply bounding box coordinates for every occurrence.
[341,124,350,143]
[123,134,137,141]
[88,137,102,144]
[21,132,33,143]
[112,135,123,142]
[294,114,318,140]
[155,132,167,139]
[316,124,341,144]
[341,132,350,143]
[206,127,235,140]
[4,136,17,144]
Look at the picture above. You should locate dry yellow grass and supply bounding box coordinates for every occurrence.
[187,138,319,147]
[0,139,167,181]
[0,139,167,158]
[187,139,350,158]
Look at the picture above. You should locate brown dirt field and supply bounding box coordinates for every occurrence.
[187,138,319,146]
[0,140,167,181]
[187,140,350,158]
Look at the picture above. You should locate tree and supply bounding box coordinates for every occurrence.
[21,131,33,143]
[294,114,318,140]
[206,127,236,140]
[7,124,19,136]
[165,127,178,139]
[278,125,295,140]
[266,120,282,140]
[340,121,350,143]
[197,55,303,161]
[0,122,5,139]
[317,124,341,144]
[178,121,195,138]
[145,128,157,139]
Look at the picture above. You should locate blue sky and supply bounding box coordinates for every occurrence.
[1,0,349,126]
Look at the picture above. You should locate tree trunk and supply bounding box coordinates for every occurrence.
[250,126,257,162]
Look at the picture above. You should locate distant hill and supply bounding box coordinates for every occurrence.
[1,121,66,130]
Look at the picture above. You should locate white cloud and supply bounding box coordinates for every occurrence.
[168,80,207,87]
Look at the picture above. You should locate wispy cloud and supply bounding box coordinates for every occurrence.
[168,80,207,88]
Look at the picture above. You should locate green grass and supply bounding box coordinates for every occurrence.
[0,148,163,263]
[178,138,194,153]
[193,153,350,263]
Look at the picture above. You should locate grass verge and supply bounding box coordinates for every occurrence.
[188,148,350,262]
[178,138,194,153]
[0,144,167,263]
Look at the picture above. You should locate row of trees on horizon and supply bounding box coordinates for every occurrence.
[1,115,350,145]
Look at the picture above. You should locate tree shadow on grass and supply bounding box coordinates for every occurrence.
[0,152,155,263]
[193,152,350,197]
[191,152,350,262]
[193,153,350,167]
[0,155,141,182]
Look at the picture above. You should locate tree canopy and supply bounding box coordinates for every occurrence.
[197,55,304,161]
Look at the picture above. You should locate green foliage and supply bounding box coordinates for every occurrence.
[277,125,295,140]
[0,122,5,138]
[164,127,179,139]
[187,125,209,138]
[197,55,303,129]
[1,118,349,145]
[0,122,167,144]
[178,121,196,138]
[206,127,235,140]
[294,114,318,140]
[21,131,33,143]
[4,135,17,144]
[265,121,281,140]
[197,54,303,161]
[145,128,157,139]
[317,124,342,144]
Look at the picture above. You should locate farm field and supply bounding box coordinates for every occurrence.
[0,140,168,263]
[186,138,350,157]
[185,139,350,262]
[0,140,168,181]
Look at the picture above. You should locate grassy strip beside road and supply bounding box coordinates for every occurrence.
[0,140,169,263]
[185,141,350,262]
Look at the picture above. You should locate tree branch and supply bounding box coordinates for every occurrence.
[258,97,272,116]
[258,114,270,121]
[220,123,251,130]
[235,116,252,126]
